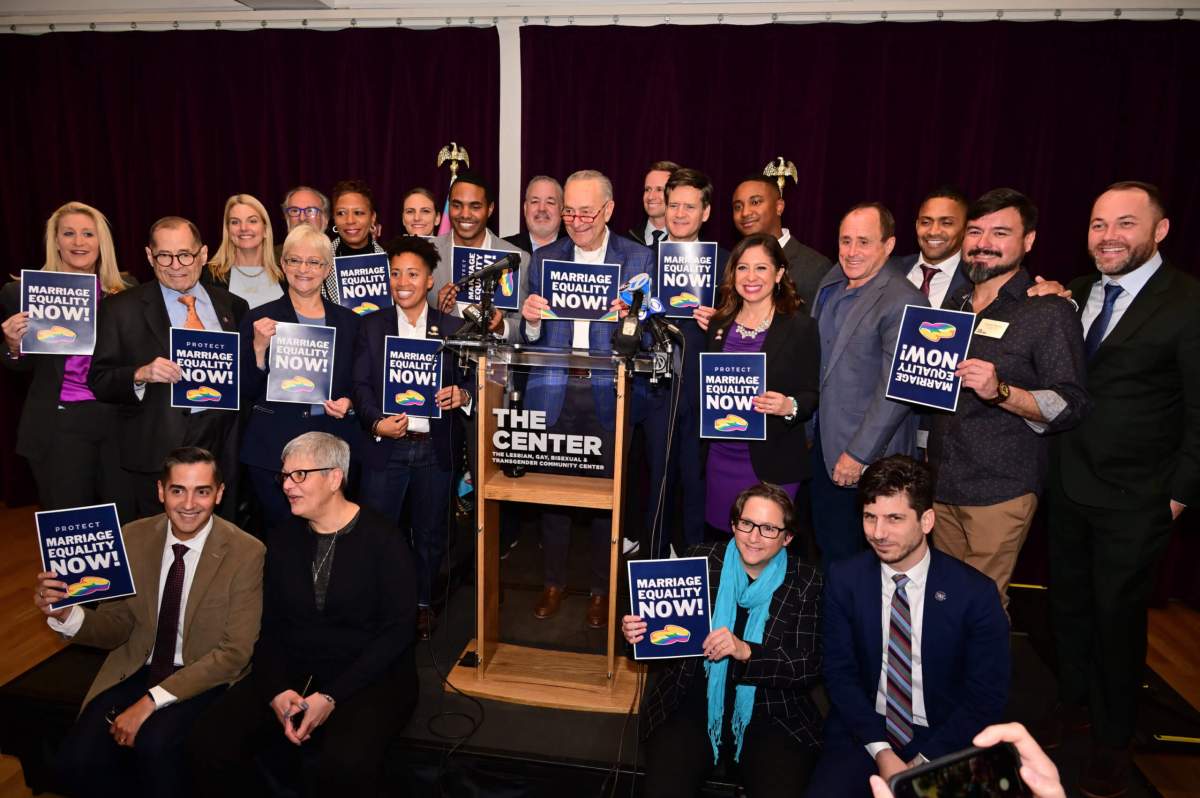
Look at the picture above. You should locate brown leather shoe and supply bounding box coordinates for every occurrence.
[1080,744,1131,798]
[416,606,435,640]
[1033,701,1090,750]
[586,594,608,629]
[534,586,564,619]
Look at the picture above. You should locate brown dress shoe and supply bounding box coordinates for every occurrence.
[1080,744,1131,798]
[416,606,435,640]
[534,585,564,619]
[586,594,608,629]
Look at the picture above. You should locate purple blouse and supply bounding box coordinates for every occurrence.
[57,276,102,402]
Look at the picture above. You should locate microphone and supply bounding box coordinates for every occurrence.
[612,289,645,357]
[644,298,683,344]
[452,252,520,288]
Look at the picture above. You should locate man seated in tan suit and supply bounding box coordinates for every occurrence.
[33,446,265,798]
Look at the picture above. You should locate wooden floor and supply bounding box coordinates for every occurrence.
[0,501,1197,797]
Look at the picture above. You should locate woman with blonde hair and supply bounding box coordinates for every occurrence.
[205,193,284,308]
[0,201,134,509]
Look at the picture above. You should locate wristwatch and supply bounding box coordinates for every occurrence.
[984,381,1011,406]
[784,395,799,421]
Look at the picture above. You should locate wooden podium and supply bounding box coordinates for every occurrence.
[445,345,645,713]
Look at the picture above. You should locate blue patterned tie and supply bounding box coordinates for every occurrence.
[1084,282,1123,360]
[886,573,915,751]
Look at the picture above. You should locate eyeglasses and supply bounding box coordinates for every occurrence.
[282,256,328,271]
[561,204,608,224]
[285,206,324,219]
[275,467,335,485]
[153,250,200,267]
[732,517,786,539]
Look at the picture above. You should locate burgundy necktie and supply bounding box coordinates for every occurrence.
[918,265,939,298]
[149,543,188,685]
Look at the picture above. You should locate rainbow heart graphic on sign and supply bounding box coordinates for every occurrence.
[35,325,77,344]
[186,386,222,403]
[352,301,380,316]
[281,375,316,393]
[497,269,515,297]
[669,292,700,309]
[714,414,749,433]
[66,575,111,598]
[394,389,425,407]
[918,321,957,342]
[649,624,692,646]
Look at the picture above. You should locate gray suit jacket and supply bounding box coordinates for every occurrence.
[431,231,529,343]
[812,264,927,474]
[782,235,833,315]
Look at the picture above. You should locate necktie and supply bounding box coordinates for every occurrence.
[651,228,666,246]
[918,265,939,298]
[178,295,205,330]
[149,543,188,685]
[1084,282,1123,360]
[886,573,915,751]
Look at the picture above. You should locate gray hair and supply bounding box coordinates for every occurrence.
[524,175,563,202]
[282,185,331,217]
[564,169,613,203]
[282,432,349,487]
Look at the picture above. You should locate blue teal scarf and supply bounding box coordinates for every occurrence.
[704,538,787,762]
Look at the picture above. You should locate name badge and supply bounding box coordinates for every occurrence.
[975,319,1009,339]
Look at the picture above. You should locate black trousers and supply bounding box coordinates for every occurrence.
[187,666,417,798]
[58,666,223,798]
[643,709,817,798]
[1047,474,1175,747]
[26,401,121,511]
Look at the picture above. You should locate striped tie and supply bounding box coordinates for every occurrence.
[886,573,915,751]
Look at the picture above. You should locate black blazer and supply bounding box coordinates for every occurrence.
[705,310,820,484]
[503,228,567,255]
[251,506,416,704]
[781,237,834,315]
[87,280,248,472]
[237,294,363,471]
[638,541,824,748]
[351,304,466,472]
[1055,262,1200,509]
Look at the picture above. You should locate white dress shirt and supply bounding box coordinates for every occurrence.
[778,228,792,250]
[49,517,215,709]
[525,228,613,350]
[1081,251,1162,341]
[643,218,667,247]
[394,305,433,435]
[866,547,931,759]
[905,251,962,309]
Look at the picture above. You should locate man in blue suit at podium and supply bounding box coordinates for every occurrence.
[520,169,652,628]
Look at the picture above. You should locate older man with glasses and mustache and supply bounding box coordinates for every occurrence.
[925,188,1090,610]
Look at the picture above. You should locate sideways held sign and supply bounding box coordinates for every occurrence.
[37,503,136,610]
[885,305,977,412]
[627,557,712,660]
[452,246,520,310]
[539,260,620,322]
[266,322,336,405]
[334,253,392,316]
[20,269,97,355]
[170,328,240,410]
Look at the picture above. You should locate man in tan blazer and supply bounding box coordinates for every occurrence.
[34,446,264,798]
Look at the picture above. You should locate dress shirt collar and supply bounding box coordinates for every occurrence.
[916,250,962,274]
[397,303,429,335]
[165,515,214,556]
[453,230,495,251]
[1101,251,1162,299]
[881,545,931,589]
[574,228,611,263]
[644,218,666,244]
[158,280,209,305]
[778,228,792,248]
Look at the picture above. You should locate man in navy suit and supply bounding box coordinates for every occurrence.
[520,169,652,627]
[886,186,972,309]
[806,454,1009,797]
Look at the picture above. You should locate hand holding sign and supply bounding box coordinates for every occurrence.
[437,283,458,314]
[2,310,28,353]
[621,615,648,645]
[135,356,182,384]
[955,358,1001,401]
[33,571,70,621]
[252,316,278,366]
[522,293,548,323]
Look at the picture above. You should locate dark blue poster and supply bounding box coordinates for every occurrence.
[383,336,443,419]
[656,241,718,319]
[334,253,392,316]
[539,260,620,322]
[19,269,97,355]
[451,246,520,311]
[627,557,711,660]
[699,352,767,441]
[885,305,977,412]
[266,322,336,405]
[170,328,240,411]
[37,503,136,610]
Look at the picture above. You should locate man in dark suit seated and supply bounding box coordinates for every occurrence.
[1045,181,1200,798]
[33,447,265,798]
[886,186,971,309]
[505,175,567,255]
[806,454,1010,798]
[88,216,250,521]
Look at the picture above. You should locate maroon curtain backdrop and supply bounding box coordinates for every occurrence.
[519,21,1200,282]
[0,26,499,505]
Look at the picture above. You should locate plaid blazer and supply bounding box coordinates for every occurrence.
[638,542,824,747]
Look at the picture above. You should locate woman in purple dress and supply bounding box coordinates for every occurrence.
[698,233,820,537]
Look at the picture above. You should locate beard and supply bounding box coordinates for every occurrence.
[964,248,1021,284]
[1090,238,1156,276]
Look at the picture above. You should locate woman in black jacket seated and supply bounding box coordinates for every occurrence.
[621,483,823,797]
[188,431,417,797]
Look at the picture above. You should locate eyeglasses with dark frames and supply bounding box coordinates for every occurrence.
[285,206,323,219]
[153,250,200,267]
[275,467,336,486]
[732,517,786,539]
[561,203,609,224]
